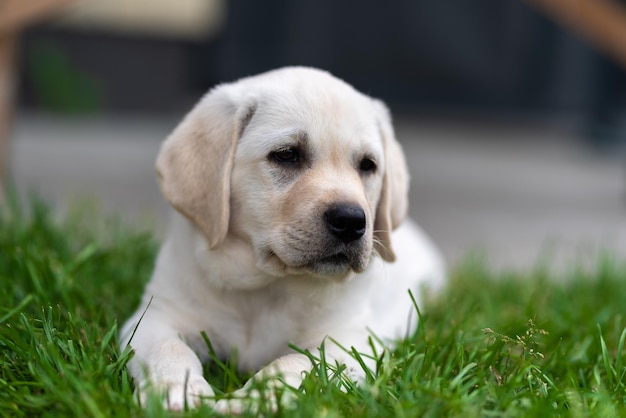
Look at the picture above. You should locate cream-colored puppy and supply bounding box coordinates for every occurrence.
[120,67,444,412]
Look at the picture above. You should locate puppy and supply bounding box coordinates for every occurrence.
[120,67,444,412]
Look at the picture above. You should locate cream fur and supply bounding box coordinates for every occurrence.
[120,67,445,412]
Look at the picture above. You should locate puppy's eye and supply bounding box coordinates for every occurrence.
[271,148,300,163]
[359,158,377,173]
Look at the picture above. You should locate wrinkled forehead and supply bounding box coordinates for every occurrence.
[242,88,384,158]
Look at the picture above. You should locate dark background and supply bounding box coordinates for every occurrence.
[16,0,626,147]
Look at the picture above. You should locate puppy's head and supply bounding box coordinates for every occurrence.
[157,67,408,280]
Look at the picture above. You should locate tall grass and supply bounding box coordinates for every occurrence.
[1,198,625,417]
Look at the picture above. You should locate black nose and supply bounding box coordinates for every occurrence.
[324,204,366,244]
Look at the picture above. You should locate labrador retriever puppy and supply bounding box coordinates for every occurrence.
[120,67,444,412]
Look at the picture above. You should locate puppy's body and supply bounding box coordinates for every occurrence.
[121,67,444,411]
[125,214,442,370]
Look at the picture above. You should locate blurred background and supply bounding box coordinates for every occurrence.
[2,0,626,271]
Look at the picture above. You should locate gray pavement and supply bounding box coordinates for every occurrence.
[9,112,626,272]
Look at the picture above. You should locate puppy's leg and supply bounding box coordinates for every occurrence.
[214,353,310,414]
[214,338,374,414]
[121,316,214,410]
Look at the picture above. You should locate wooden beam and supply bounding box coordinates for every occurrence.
[0,0,75,33]
[522,0,626,69]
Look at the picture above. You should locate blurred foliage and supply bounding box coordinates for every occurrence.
[26,41,105,114]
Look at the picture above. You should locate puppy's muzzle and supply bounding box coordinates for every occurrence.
[324,204,366,244]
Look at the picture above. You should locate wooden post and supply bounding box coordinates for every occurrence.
[0,0,75,191]
[0,34,16,191]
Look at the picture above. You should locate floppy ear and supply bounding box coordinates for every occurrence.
[156,86,256,249]
[372,100,409,262]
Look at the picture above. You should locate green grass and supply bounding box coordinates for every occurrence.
[1,197,625,417]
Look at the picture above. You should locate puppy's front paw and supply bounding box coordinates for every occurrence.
[138,374,214,411]
[213,393,280,416]
[167,374,214,411]
[213,384,297,415]
[214,397,250,415]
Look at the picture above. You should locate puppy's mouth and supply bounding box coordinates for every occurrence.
[255,224,373,279]
[307,252,355,276]
[292,248,367,278]
[319,252,349,265]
